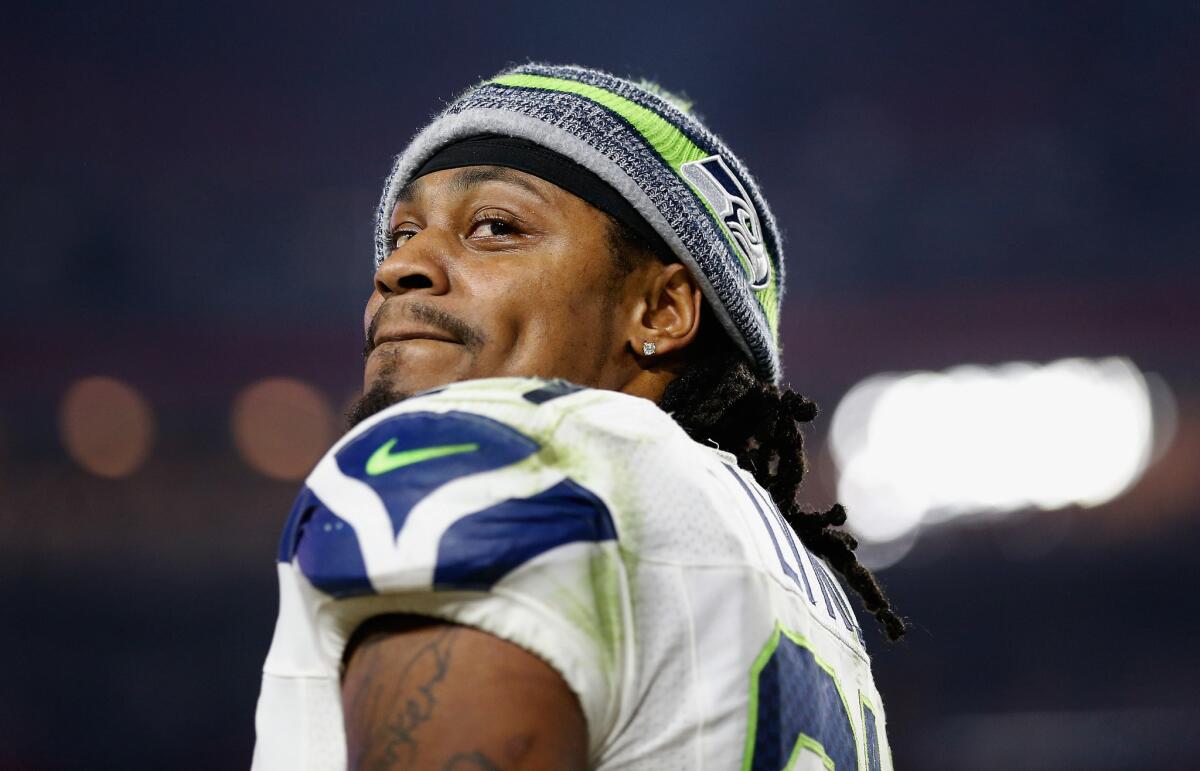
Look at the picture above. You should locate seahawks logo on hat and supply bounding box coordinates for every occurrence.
[681,155,771,289]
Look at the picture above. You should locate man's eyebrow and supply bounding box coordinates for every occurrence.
[393,179,420,206]
[449,166,550,202]
[391,166,549,217]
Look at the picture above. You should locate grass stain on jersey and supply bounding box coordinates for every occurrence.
[547,545,626,688]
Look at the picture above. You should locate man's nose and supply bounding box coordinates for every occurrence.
[373,229,452,298]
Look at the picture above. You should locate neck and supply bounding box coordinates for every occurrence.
[617,363,683,403]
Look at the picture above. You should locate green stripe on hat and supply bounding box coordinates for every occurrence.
[491,73,710,170]
[491,72,780,338]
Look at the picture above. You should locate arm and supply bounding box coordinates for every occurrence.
[342,614,589,771]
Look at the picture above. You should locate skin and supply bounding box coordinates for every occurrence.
[343,616,588,771]
[361,166,702,404]
[344,165,704,769]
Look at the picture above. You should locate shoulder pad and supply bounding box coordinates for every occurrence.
[278,379,619,598]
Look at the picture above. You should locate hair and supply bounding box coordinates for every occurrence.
[604,213,660,277]
[605,216,907,641]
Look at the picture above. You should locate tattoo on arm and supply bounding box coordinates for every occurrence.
[442,751,502,770]
[344,625,461,769]
[345,618,586,770]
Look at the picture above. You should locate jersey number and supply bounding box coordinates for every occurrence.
[744,627,882,771]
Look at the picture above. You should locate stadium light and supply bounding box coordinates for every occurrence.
[232,378,334,481]
[829,357,1165,545]
[59,376,156,478]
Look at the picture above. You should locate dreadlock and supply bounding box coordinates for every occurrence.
[658,324,907,640]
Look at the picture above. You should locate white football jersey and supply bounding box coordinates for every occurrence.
[253,378,892,770]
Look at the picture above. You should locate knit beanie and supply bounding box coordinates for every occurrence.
[376,63,786,383]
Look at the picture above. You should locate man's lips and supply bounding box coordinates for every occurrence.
[371,328,462,348]
[364,299,485,359]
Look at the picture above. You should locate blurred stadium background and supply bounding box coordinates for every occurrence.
[3,2,1197,768]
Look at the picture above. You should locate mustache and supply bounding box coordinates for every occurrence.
[363,300,487,358]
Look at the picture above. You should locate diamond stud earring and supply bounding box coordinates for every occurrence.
[642,341,657,356]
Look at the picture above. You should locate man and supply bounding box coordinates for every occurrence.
[253,63,904,770]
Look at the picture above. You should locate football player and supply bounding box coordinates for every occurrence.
[253,64,905,770]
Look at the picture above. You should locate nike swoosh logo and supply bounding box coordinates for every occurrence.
[365,439,480,476]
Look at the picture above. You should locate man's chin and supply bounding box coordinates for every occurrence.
[345,379,411,430]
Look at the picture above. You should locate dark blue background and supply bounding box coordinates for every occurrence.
[3,2,1197,768]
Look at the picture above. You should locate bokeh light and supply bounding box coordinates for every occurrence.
[231,378,334,481]
[830,357,1169,546]
[59,376,156,478]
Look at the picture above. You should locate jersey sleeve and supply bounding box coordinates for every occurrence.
[276,381,628,755]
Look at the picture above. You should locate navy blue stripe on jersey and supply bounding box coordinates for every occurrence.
[746,472,821,608]
[807,548,864,642]
[863,702,882,771]
[724,466,816,604]
[335,410,540,538]
[434,477,616,590]
[751,635,857,771]
[521,379,585,405]
[278,486,311,562]
[280,486,373,597]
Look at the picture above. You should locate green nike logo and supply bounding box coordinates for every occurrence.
[365,439,480,476]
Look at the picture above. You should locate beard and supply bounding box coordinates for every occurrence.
[345,380,407,429]
[345,358,411,429]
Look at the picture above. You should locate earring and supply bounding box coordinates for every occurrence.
[642,341,657,356]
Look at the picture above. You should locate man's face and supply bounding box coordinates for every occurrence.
[359,166,641,408]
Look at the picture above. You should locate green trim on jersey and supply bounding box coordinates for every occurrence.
[741,625,858,771]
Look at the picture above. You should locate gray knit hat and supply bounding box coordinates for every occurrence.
[376,63,786,383]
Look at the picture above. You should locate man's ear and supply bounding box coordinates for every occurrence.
[629,262,702,359]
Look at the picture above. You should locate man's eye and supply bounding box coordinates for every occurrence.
[387,228,417,249]
[471,218,517,238]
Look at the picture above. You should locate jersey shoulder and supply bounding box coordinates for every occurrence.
[278,377,686,598]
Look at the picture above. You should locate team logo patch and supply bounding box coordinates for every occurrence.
[681,155,771,289]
